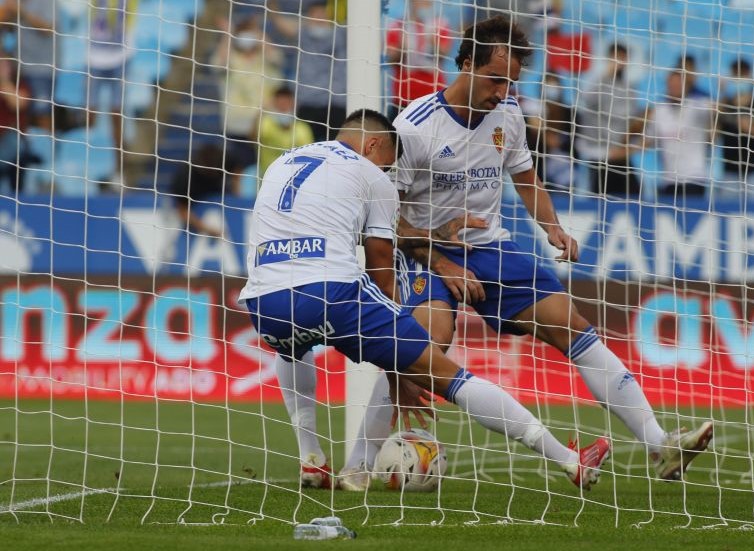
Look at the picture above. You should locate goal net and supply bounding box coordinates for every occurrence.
[0,0,752,530]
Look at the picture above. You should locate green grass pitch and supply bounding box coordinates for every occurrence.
[1,399,752,550]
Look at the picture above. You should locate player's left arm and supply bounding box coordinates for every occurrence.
[511,168,579,263]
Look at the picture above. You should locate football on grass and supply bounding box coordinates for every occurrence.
[374,429,447,492]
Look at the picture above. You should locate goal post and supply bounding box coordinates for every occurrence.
[344,0,383,462]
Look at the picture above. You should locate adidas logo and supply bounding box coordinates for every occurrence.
[438,145,455,158]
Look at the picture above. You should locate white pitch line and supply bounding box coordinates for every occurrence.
[0,488,115,513]
[0,478,291,514]
[1,431,743,513]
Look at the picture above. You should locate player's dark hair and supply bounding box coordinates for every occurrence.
[454,15,531,70]
[341,109,403,160]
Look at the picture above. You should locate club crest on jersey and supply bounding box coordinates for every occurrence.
[493,126,504,152]
[412,275,427,295]
[256,236,326,265]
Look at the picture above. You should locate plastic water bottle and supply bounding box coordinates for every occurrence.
[310,516,343,527]
[293,523,356,540]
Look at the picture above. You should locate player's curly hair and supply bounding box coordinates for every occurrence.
[454,15,531,70]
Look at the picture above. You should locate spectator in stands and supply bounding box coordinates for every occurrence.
[678,54,710,99]
[523,73,574,192]
[543,5,592,76]
[212,15,283,173]
[645,68,715,198]
[1,0,55,130]
[468,0,548,35]
[0,52,32,194]
[575,42,644,197]
[716,58,754,203]
[269,1,346,142]
[256,86,314,177]
[171,143,241,238]
[523,73,571,146]
[539,127,573,194]
[385,0,453,120]
[87,0,137,189]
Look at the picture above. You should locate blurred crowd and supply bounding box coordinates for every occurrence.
[0,0,752,220]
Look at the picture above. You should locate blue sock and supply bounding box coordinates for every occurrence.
[566,326,600,360]
[444,368,473,403]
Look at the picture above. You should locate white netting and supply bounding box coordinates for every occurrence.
[0,0,752,530]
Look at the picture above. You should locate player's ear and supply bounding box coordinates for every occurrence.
[462,58,473,73]
[364,135,380,157]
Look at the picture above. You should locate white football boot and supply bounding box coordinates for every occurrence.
[653,421,713,481]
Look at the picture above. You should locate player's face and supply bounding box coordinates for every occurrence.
[467,47,521,112]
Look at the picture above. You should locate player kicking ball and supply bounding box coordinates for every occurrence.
[239,110,611,493]
[336,15,713,490]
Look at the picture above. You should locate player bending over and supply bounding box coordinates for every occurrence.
[336,15,712,490]
[239,109,610,492]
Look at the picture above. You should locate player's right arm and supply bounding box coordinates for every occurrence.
[393,122,486,304]
[396,210,487,304]
[363,173,402,304]
[365,236,399,303]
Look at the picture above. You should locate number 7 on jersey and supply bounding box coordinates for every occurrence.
[277,155,325,212]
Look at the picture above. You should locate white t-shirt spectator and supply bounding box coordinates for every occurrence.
[650,96,714,185]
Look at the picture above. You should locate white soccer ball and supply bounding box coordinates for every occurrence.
[373,429,447,492]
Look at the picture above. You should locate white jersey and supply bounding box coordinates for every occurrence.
[239,141,398,299]
[650,96,714,184]
[394,91,533,245]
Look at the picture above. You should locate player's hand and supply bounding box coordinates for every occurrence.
[386,373,435,431]
[430,215,488,250]
[547,226,579,263]
[434,257,485,304]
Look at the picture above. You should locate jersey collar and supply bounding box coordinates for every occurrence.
[338,140,356,151]
[437,89,488,131]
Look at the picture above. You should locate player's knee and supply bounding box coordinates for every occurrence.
[431,325,455,352]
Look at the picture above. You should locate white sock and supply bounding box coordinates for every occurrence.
[343,373,393,471]
[570,328,666,452]
[451,373,577,466]
[275,352,326,465]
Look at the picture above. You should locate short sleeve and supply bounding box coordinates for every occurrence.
[504,105,534,175]
[364,173,399,241]
[394,118,430,193]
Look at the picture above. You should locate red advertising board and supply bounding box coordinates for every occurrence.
[0,277,752,406]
